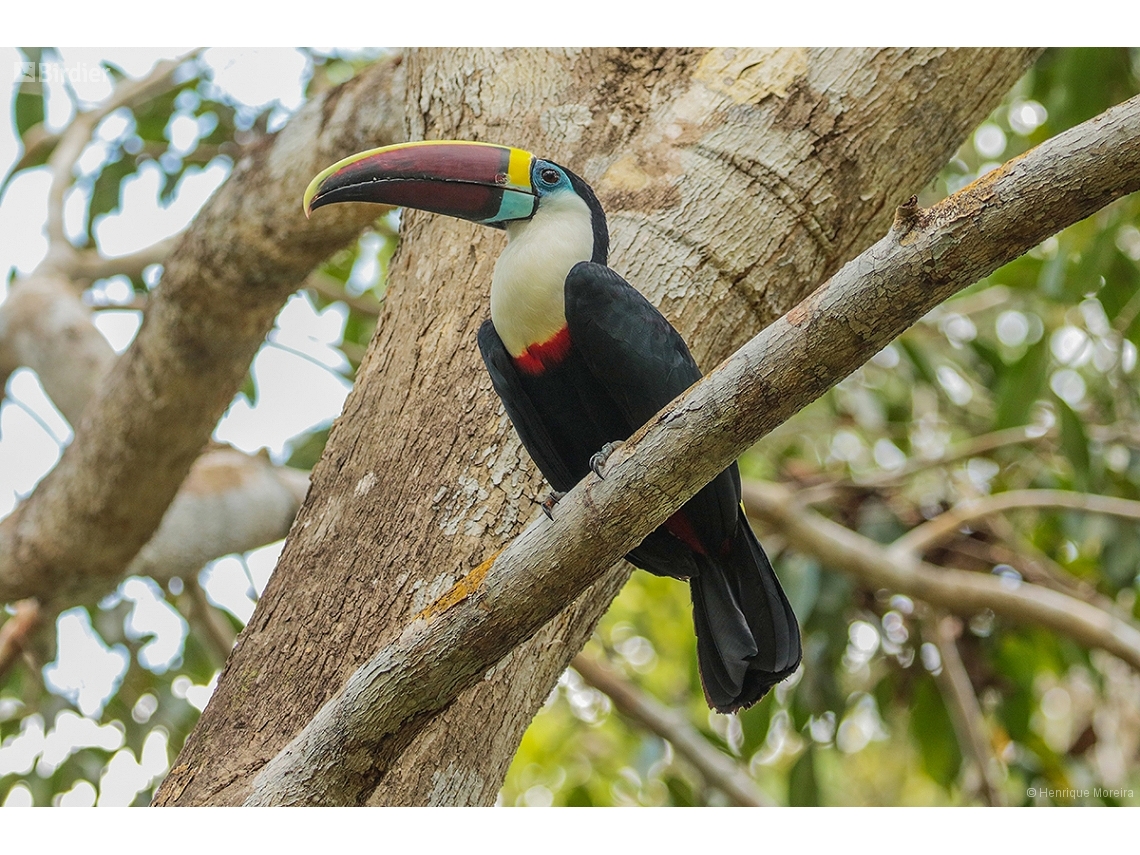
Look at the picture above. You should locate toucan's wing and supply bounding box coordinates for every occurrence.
[477,319,577,491]
[564,262,739,550]
[563,261,702,427]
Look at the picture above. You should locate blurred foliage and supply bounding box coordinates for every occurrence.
[0,47,392,807]
[3,48,1140,807]
[501,47,1140,808]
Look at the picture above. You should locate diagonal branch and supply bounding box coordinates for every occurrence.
[240,94,1140,806]
[891,489,1140,558]
[853,425,1055,490]
[0,55,408,607]
[744,481,1140,671]
[571,652,773,807]
[921,613,1005,806]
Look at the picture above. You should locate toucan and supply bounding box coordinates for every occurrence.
[304,140,801,712]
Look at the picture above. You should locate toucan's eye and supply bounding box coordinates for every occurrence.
[539,167,560,185]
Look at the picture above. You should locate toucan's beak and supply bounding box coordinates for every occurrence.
[303,140,537,225]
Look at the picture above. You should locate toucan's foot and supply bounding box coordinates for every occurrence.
[540,491,566,520]
[589,441,624,479]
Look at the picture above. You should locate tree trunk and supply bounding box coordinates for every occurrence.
[155,47,1038,806]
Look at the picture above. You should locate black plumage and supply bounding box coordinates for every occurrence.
[479,260,801,712]
[305,141,801,711]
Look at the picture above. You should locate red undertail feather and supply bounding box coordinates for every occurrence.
[513,326,572,375]
[664,510,707,556]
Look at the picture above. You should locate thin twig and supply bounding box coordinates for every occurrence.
[302,270,383,316]
[39,52,196,276]
[977,514,1124,617]
[892,489,1140,558]
[855,425,1055,489]
[946,531,1108,611]
[0,599,41,679]
[921,613,1005,806]
[182,577,237,667]
[571,653,773,807]
[792,423,1057,507]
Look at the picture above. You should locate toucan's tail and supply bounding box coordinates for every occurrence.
[690,521,801,713]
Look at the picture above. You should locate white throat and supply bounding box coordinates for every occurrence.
[490,190,595,357]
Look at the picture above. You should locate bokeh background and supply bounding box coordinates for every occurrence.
[1,47,1139,807]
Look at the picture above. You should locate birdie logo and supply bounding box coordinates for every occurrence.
[13,62,108,85]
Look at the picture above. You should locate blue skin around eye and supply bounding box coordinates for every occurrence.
[533,162,568,194]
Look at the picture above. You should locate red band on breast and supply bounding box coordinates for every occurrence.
[514,326,572,375]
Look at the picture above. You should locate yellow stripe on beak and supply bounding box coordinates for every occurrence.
[507,147,532,192]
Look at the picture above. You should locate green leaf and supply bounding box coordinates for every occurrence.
[160,165,183,204]
[788,744,819,806]
[563,784,595,806]
[970,338,1004,386]
[14,84,45,144]
[1056,397,1091,491]
[663,775,696,807]
[1031,48,1139,134]
[133,82,196,143]
[13,49,48,142]
[286,427,331,471]
[87,154,135,239]
[1037,243,1067,299]
[1099,518,1140,590]
[993,336,1049,429]
[899,338,937,387]
[910,675,961,788]
[198,103,237,146]
[101,60,128,84]
[738,693,775,759]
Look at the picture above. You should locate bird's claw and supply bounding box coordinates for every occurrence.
[540,491,566,520]
[589,441,624,479]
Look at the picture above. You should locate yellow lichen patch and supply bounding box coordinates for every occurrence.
[950,148,1029,203]
[415,550,501,622]
[694,48,808,104]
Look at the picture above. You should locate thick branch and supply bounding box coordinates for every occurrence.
[242,95,1140,806]
[122,448,308,584]
[571,653,772,807]
[0,280,308,598]
[744,481,1140,671]
[0,273,116,425]
[0,55,407,606]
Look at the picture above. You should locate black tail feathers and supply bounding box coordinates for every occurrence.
[690,522,801,713]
